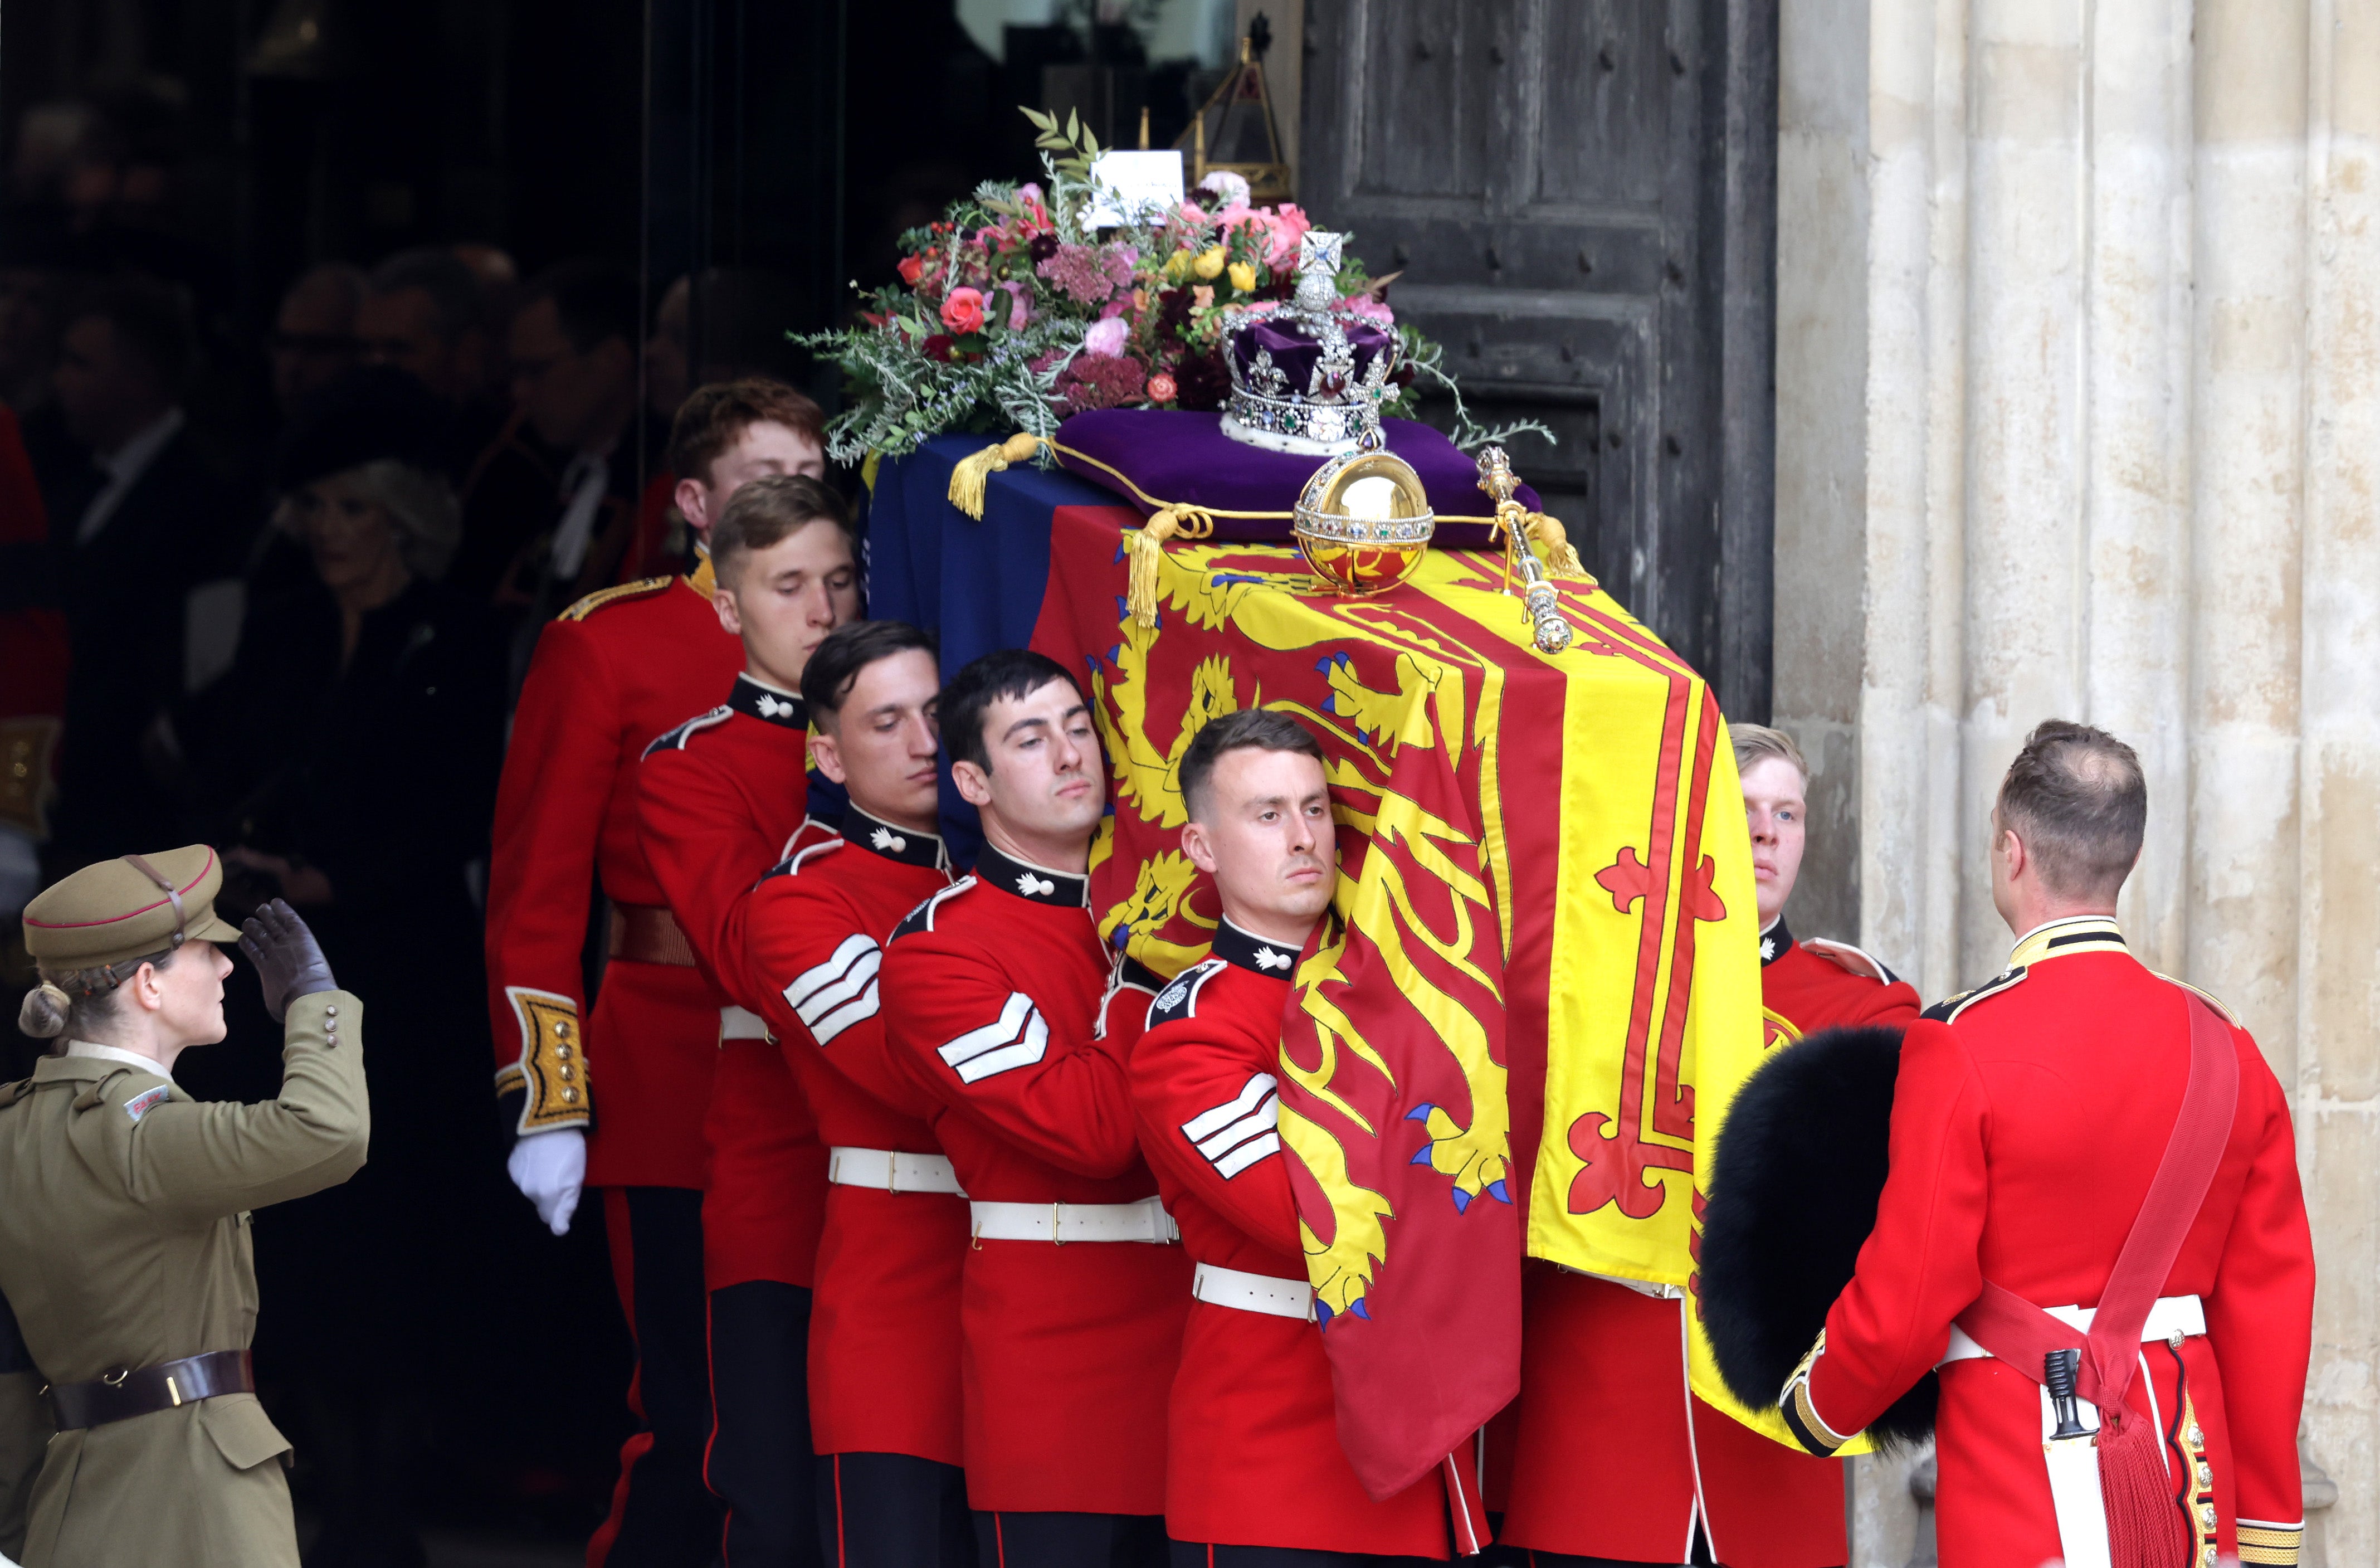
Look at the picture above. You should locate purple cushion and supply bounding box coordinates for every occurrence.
[1047,410,1538,547]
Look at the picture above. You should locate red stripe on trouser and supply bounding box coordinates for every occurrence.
[703,1291,731,1565]
[995,1513,1006,1568]
[587,1189,645,1568]
[832,1454,846,1568]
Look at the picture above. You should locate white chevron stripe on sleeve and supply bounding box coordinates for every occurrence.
[1212,1131,1281,1179]
[1182,1073,1281,1179]
[938,993,1050,1082]
[1181,1072,1279,1141]
[784,935,882,1044]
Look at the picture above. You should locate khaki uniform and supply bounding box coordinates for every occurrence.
[0,991,367,1568]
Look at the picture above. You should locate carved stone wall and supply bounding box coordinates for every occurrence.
[1773,0,2378,1560]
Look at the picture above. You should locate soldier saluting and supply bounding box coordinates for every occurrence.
[4,847,364,1568]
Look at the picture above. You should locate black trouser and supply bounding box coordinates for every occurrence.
[592,1186,721,1567]
[1168,1548,1445,1568]
[973,1512,1166,1568]
[818,1451,975,1568]
[706,1279,824,1568]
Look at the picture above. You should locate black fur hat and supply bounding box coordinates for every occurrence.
[1698,1024,1938,1449]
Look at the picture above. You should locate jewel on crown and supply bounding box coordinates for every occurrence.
[1220,229,1399,456]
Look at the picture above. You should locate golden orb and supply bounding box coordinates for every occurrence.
[1293,440,1435,595]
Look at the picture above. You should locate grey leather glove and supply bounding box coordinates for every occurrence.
[239,898,338,1023]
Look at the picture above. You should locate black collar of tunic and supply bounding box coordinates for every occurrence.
[1211,916,1303,979]
[1760,917,1793,967]
[842,806,949,871]
[730,673,808,729]
[974,842,1089,909]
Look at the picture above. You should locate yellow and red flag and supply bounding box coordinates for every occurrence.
[1032,501,1779,1493]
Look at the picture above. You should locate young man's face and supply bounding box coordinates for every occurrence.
[1741,754,1806,928]
[715,523,860,692]
[811,647,942,834]
[676,420,826,537]
[1182,745,1335,942]
[953,677,1105,851]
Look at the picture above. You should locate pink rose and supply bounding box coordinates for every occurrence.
[1082,316,1129,358]
[897,253,925,286]
[1146,371,1178,403]
[1344,294,1394,325]
[940,286,987,335]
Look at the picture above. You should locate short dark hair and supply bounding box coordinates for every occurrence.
[1994,719,2147,902]
[669,377,827,484]
[939,649,1085,773]
[711,474,857,588]
[519,257,640,353]
[368,247,484,341]
[801,620,939,728]
[70,277,198,393]
[1181,709,1327,821]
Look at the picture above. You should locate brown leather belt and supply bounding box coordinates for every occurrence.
[48,1349,253,1430]
[608,902,697,967]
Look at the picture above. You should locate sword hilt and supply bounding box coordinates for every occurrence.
[2044,1347,2089,1440]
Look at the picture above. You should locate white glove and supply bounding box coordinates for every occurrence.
[508,1128,587,1236]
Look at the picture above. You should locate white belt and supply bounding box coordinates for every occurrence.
[720,1005,770,1041]
[1192,1261,1315,1321]
[827,1147,963,1196]
[1939,1293,2206,1366]
[968,1197,1179,1245]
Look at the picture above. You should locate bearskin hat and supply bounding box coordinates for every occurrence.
[1698,1023,1938,1449]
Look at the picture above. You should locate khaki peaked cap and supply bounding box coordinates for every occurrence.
[21,845,246,971]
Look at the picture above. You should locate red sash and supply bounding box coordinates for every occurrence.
[1950,995,2237,1567]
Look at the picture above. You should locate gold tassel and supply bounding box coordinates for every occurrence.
[947,432,1047,520]
[1529,512,1589,580]
[1125,505,1214,627]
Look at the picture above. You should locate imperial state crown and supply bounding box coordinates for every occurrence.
[1221,230,1399,456]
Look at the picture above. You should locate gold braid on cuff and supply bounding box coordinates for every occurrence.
[2236,1523,2303,1566]
[1777,1330,1854,1457]
[504,986,591,1133]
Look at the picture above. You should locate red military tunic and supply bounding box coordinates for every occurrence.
[1496,918,1920,1568]
[880,843,1190,1515]
[486,561,743,1185]
[1133,918,1452,1558]
[1781,916,2314,1568]
[636,671,835,1290]
[743,807,965,1463]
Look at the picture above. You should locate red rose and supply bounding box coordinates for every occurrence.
[922,334,954,362]
[940,286,987,335]
[898,254,925,285]
[1145,372,1178,403]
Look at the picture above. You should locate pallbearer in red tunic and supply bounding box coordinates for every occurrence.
[483,380,826,1567]
[1498,723,1915,1568]
[880,651,1187,1568]
[637,474,860,1568]
[1775,723,2314,1568]
[742,620,970,1568]
[1133,710,1454,1566]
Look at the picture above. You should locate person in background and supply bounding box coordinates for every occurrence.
[0,407,64,931]
[1133,708,1461,1565]
[881,650,1183,1568]
[744,621,972,1568]
[43,276,236,873]
[500,258,652,629]
[358,246,558,613]
[637,475,861,1567]
[167,364,506,1568]
[484,378,822,1568]
[1493,721,1920,1568]
[266,263,366,416]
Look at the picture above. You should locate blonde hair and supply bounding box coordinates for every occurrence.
[1731,723,1807,787]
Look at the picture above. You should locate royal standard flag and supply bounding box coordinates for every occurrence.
[1026,497,1792,1488]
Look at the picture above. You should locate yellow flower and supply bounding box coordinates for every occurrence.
[1192,245,1226,280]
[1164,250,1193,282]
[1227,261,1257,294]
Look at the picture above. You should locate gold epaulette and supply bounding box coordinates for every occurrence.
[560,576,672,622]
[2155,972,2242,1028]
[1919,966,2028,1024]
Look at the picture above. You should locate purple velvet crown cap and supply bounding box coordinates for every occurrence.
[1228,310,1398,394]
[1048,410,1540,548]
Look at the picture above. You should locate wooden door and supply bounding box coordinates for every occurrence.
[1299,0,1777,716]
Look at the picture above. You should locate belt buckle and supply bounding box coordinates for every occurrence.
[886,1155,898,1195]
[1052,1200,1066,1246]
[100,1367,130,1389]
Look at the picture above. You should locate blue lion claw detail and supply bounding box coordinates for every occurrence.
[1450,1187,1472,1214]
[1404,1103,1437,1122]
[1410,1147,1433,1166]
[1486,1179,1511,1204]
[1315,1301,1334,1327]
[1348,1299,1372,1321]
